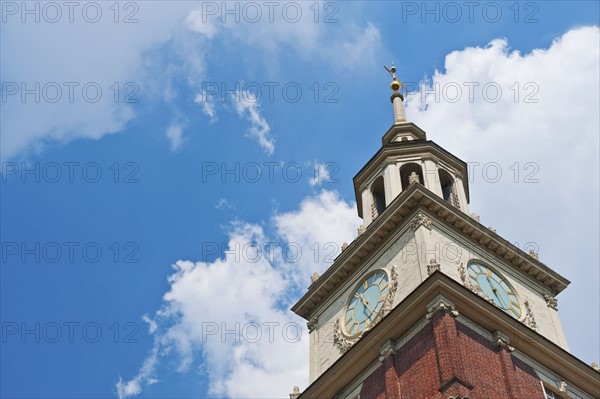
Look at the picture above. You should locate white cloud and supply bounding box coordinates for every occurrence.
[1,3,382,160]
[215,198,233,210]
[185,9,219,39]
[184,2,382,73]
[194,90,219,123]
[274,191,361,287]
[233,91,275,155]
[165,123,185,152]
[117,191,359,398]
[308,161,333,186]
[404,26,599,362]
[0,3,195,160]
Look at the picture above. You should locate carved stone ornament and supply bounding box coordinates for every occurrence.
[524,300,538,330]
[289,386,300,399]
[591,362,599,372]
[382,265,399,314]
[426,295,459,320]
[544,293,558,310]
[528,249,539,260]
[341,242,349,251]
[427,258,441,275]
[408,171,420,185]
[558,380,568,393]
[458,263,477,293]
[310,272,320,284]
[470,213,480,222]
[378,339,396,362]
[333,318,354,352]
[409,212,432,230]
[488,226,496,233]
[357,225,366,235]
[307,316,318,333]
[493,330,515,352]
[333,265,399,352]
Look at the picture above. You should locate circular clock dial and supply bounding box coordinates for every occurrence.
[467,261,522,319]
[344,270,389,336]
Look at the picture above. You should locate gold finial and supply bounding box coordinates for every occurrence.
[384,64,406,92]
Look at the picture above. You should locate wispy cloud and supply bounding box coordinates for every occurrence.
[165,123,185,152]
[233,91,275,155]
[195,90,219,123]
[308,161,333,187]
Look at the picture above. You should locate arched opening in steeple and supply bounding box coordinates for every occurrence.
[439,169,459,207]
[400,163,424,191]
[371,176,386,219]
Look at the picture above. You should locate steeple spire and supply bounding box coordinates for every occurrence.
[384,65,407,124]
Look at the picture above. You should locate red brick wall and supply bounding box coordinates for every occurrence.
[359,311,545,399]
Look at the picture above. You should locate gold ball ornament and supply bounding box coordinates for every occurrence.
[390,80,401,91]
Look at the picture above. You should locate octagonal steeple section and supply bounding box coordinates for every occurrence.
[354,67,470,226]
[354,134,470,226]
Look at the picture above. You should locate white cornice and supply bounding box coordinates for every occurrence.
[291,184,570,320]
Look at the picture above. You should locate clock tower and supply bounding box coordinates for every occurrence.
[291,67,600,398]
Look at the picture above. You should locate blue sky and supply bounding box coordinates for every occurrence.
[1,1,599,397]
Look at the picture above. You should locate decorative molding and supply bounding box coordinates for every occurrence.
[341,242,348,251]
[591,362,599,372]
[289,386,300,399]
[493,330,515,352]
[426,295,459,319]
[382,265,399,314]
[544,293,558,310]
[488,226,496,233]
[357,225,366,235]
[333,319,354,353]
[470,213,480,222]
[528,249,539,260]
[524,300,538,330]
[307,316,318,333]
[310,272,320,284]
[458,263,477,293]
[378,339,396,362]
[371,203,378,219]
[409,212,432,230]
[427,258,441,275]
[333,266,399,352]
[558,380,568,393]
[408,171,420,185]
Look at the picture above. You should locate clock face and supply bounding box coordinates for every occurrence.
[344,270,389,336]
[467,261,522,319]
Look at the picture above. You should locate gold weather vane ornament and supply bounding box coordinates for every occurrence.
[384,64,406,93]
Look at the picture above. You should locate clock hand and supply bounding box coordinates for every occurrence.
[359,293,375,314]
[486,275,506,308]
